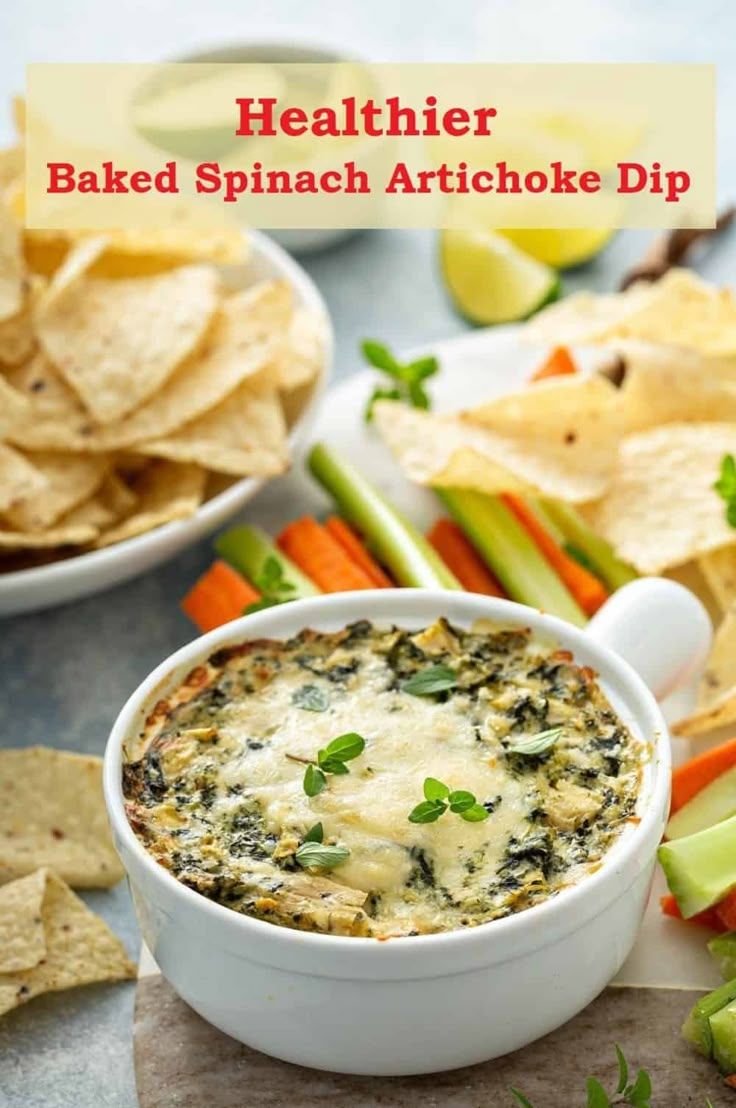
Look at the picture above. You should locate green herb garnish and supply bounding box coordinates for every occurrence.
[409,777,489,824]
[715,454,736,528]
[295,822,350,869]
[295,732,367,797]
[507,727,563,756]
[402,664,458,697]
[292,685,330,712]
[244,555,297,613]
[362,339,439,422]
[510,1044,653,1107]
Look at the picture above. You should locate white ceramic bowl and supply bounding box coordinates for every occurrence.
[0,229,332,618]
[104,582,711,1075]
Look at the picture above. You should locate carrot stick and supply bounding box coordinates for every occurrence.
[181,559,260,633]
[325,516,393,587]
[671,739,736,814]
[715,889,736,931]
[277,516,377,593]
[501,494,609,617]
[427,519,506,597]
[530,346,578,382]
[660,894,727,932]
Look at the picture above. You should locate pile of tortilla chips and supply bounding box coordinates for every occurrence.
[0,747,134,1017]
[375,267,736,739]
[0,101,326,568]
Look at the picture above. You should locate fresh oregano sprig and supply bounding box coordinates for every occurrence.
[507,727,563,757]
[402,664,458,697]
[244,555,297,614]
[409,777,489,824]
[294,822,350,870]
[288,732,366,797]
[509,1044,653,1108]
[362,338,439,422]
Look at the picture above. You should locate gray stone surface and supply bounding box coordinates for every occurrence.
[1,2,736,1104]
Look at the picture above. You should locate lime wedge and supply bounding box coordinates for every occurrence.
[440,230,560,326]
[499,227,614,269]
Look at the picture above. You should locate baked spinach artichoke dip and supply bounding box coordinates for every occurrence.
[123,619,643,938]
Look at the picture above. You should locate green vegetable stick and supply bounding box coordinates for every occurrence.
[658,814,736,919]
[710,1001,736,1073]
[709,933,736,982]
[436,488,587,627]
[215,525,319,598]
[536,499,638,591]
[682,977,736,1057]
[307,443,460,589]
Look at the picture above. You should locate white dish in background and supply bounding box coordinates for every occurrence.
[104,582,709,1075]
[0,229,332,618]
[164,38,372,255]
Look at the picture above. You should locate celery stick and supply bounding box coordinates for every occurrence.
[682,978,736,1057]
[537,499,638,590]
[307,443,461,589]
[215,525,319,598]
[710,1002,736,1073]
[709,933,736,982]
[658,815,736,919]
[437,489,587,627]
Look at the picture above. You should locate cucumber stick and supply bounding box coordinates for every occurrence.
[308,443,461,590]
[683,978,736,1058]
[709,933,736,983]
[437,489,587,627]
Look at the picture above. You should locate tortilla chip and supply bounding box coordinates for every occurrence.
[698,547,736,613]
[0,275,42,366]
[36,263,221,423]
[0,374,29,441]
[0,145,23,199]
[273,305,326,391]
[0,869,46,974]
[619,340,736,433]
[673,606,736,737]
[529,270,736,357]
[0,200,24,322]
[2,451,108,532]
[0,443,46,513]
[9,282,290,452]
[0,748,124,887]
[0,869,135,1017]
[526,283,652,347]
[0,522,98,549]
[375,374,621,504]
[584,423,736,574]
[93,461,205,548]
[138,380,288,476]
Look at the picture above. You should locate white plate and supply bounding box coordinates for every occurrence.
[249,324,721,994]
[0,229,332,618]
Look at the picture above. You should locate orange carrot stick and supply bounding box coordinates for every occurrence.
[501,494,608,617]
[530,346,578,382]
[671,739,736,814]
[660,894,726,932]
[277,516,377,593]
[181,560,260,633]
[426,518,506,597]
[715,889,736,932]
[325,516,393,587]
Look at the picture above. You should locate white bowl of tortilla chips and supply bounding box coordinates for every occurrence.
[0,202,331,616]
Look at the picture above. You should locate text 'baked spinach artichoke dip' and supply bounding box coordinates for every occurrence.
[123,618,643,938]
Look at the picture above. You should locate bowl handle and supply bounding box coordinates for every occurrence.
[586,578,712,700]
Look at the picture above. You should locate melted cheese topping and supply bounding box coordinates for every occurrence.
[123,620,642,937]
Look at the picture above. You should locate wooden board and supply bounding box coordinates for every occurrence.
[134,974,731,1107]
